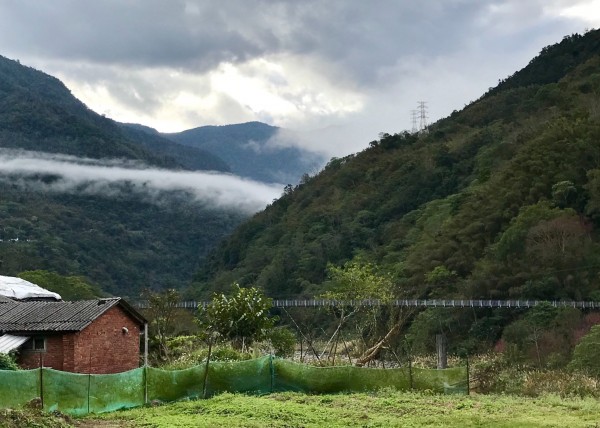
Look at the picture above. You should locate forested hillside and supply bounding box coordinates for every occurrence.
[0,55,248,296]
[0,55,227,171]
[194,30,600,304]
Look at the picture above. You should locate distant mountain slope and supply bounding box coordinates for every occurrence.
[0,55,249,296]
[193,29,600,302]
[164,122,325,184]
[0,55,229,173]
[0,55,175,167]
[120,123,230,172]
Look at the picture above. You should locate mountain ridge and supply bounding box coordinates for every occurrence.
[164,122,325,184]
[192,29,600,304]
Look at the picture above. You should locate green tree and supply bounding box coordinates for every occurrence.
[322,260,413,366]
[551,180,577,208]
[323,260,394,302]
[502,303,566,367]
[569,324,600,376]
[0,353,18,370]
[198,284,276,350]
[18,270,101,300]
[141,288,195,362]
[425,265,458,288]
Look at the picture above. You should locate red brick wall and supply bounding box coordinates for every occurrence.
[62,334,75,371]
[71,305,141,374]
[18,305,142,374]
[18,335,64,370]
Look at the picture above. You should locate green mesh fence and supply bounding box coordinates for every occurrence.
[147,365,205,403]
[0,357,468,415]
[274,360,352,393]
[89,368,145,413]
[42,369,89,415]
[0,369,40,409]
[412,367,468,394]
[273,360,412,393]
[347,365,412,392]
[204,355,272,396]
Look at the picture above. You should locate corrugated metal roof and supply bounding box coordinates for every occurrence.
[0,297,145,333]
[0,296,16,305]
[0,334,29,353]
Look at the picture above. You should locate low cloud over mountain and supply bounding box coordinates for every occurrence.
[0,149,282,212]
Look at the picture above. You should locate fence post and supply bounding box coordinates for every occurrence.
[39,353,44,410]
[408,353,413,390]
[270,354,275,393]
[436,334,447,369]
[466,355,470,396]
[144,365,148,405]
[202,335,214,399]
[39,367,44,410]
[87,373,91,414]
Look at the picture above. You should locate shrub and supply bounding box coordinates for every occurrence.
[470,353,600,397]
[268,327,296,358]
[568,324,600,376]
[0,353,19,370]
[162,344,251,370]
[198,284,276,350]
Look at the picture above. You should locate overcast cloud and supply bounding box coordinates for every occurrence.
[0,1,599,157]
[0,149,282,212]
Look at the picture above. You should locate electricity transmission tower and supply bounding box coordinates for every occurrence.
[410,109,419,134]
[417,101,428,133]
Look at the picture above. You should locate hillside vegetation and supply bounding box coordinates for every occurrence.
[0,55,247,295]
[191,31,600,362]
[195,30,600,301]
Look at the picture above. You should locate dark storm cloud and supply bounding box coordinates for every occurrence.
[0,0,564,85]
[0,0,593,155]
[0,0,268,71]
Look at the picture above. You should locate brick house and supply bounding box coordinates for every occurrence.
[0,297,147,374]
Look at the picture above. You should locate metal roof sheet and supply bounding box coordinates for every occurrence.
[0,298,146,333]
[0,276,61,300]
[0,334,29,353]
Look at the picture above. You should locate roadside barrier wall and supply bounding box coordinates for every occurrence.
[0,356,468,415]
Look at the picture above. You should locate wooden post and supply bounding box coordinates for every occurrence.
[202,335,213,399]
[466,355,470,395]
[408,353,413,390]
[144,322,149,368]
[436,334,447,369]
[39,353,44,410]
[144,322,149,405]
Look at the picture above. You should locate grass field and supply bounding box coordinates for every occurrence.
[79,390,600,428]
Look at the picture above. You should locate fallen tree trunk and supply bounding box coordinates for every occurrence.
[354,308,413,367]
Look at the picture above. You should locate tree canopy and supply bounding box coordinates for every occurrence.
[198,284,276,350]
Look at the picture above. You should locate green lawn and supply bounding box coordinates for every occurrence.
[82,390,600,427]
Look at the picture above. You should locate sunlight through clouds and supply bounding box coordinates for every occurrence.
[0,1,595,156]
[556,0,600,26]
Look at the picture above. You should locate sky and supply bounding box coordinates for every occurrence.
[0,0,599,160]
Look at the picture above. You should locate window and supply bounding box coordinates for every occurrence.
[22,337,46,351]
